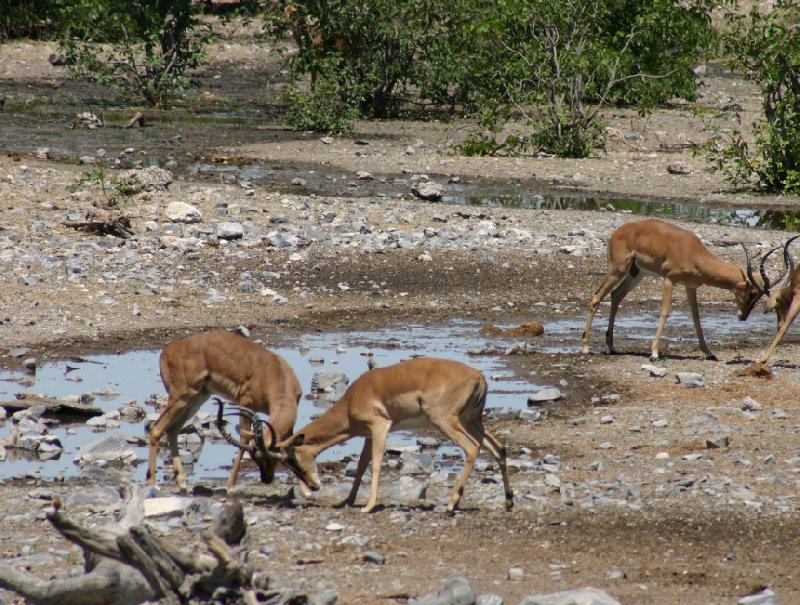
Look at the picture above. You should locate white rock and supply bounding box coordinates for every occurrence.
[165,201,202,223]
[144,496,190,518]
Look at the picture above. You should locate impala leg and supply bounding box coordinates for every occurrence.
[583,258,636,354]
[651,277,674,361]
[147,399,186,488]
[362,423,390,513]
[227,413,252,490]
[338,438,372,507]
[686,286,715,360]
[757,296,800,364]
[437,421,482,515]
[166,428,188,490]
[480,430,514,511]
[147,394,204,489]
[583,275,622,353]
[606,271,644,354]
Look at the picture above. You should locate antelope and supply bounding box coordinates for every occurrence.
[582,218,764,361]
[259,357,513,514]
[753,235,800,364]
[147,330,302,491]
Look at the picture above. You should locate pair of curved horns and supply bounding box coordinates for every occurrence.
[743,235,799,296]
[213,398,281,460]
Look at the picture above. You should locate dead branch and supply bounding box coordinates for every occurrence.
[0,485,273,605]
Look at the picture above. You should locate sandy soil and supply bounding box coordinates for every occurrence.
[1,25,800,605]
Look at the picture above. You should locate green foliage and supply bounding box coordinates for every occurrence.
[265,0,470,121]
[705,2,800,193]
[68,161,127,207]
[0,0,65,39]
[283,77,359,133]
[457,0,723,158]
[270,0,721,155]
[58,0,210,107]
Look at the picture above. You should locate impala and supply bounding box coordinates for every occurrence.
[582,218,764,361]
[753,235,800,365]
[147,330,302,490]
[266,357,513,514]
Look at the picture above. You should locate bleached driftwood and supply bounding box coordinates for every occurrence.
[0,485,265,605]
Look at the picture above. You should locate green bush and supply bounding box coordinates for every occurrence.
[58,0,210,107]
[0,0,65,40]
[705,1,800,193]
[284,76,359,133]
[267,0,721,154]
[456,0,722,158]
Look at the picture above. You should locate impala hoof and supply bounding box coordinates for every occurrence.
[648,354,661,362]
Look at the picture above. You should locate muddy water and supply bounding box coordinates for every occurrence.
[0,311,777,484]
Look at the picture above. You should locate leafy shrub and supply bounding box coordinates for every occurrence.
[58,0,210,107]
[283,77,359,133]
[705,2,800,193]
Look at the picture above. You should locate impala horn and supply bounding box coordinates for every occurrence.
[214,399,281,460]
[743,243,768,296]
[214,398,242,448]
[781,235,799,284]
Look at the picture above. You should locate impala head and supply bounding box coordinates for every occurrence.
[743,236,799,324]
[215,400,283,484]
[277,433,320,495]
[739,243,772,320]
[760,235,800,324]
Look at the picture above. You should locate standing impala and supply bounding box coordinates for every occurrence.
[268,357,513,514]
[147,330,302,491]
[753,235,800,365]
[582,219,764,361]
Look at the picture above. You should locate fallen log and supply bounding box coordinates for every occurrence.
[0,485,283,605]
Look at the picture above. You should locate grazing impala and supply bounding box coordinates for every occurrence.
[266,357,513,514]
[147,330,302,490]
[753,235,800,364]
[582,219,764,361]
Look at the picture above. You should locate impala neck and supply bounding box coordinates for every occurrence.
[298,402,353,457]
[695,254,744,291]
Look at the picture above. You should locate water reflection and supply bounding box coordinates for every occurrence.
[448,193,800,231]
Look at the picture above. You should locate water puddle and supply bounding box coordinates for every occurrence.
[447,193,800,232]
[187,160,800,231]
[0,320,541,484]
[0,310,777,485]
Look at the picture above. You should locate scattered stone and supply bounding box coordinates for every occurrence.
[75,434,138,467]
[165,201,202,223]
[363,550,385,565]
[706,435,730,449]
[641,363,667,378]
[667,161,693,175]
[144,495,190,518]
[519,587,623,605]
[738,587,779,605]
[528,387,562,405]
[676,372,704,388]
[411,181,446,201]
[117,166,173,193]
[410,577,476,605]
[741,396,762,412]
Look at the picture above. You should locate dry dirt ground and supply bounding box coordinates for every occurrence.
[2,23,800,605]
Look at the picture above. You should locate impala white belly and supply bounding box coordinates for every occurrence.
[633,252,663,277]
[391,415,432,431]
